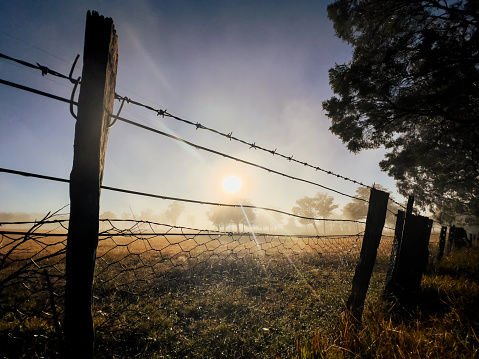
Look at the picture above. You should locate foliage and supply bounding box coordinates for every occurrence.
[207,206,229,231]
[292,192,339,235]
[230,199,256,232]
[342,187,369,221]
[323,0,479,218]
[207,200,256,232]
[165,201,185,226]
[343,185,400,227]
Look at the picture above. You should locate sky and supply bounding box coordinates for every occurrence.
[0,0,402,228]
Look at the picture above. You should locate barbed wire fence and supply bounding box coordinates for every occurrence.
[0,18,431,358]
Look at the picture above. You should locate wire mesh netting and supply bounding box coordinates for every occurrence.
[1,217,397,358]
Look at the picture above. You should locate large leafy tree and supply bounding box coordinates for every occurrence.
[229,200,257,232]
[207,206,230,231]
[323,0,479,218]
[292,192,339,234]
[342,187,370,221]
[342,185,400,227]
[164,201,185,226]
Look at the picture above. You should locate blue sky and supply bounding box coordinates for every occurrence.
[0,0,400,226]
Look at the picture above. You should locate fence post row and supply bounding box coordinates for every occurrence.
[347,188,389,322]
[64,11,118,359]
[384,196,433,305]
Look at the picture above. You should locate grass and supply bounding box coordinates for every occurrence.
[1,233,368,358]
[3,229,477,358]
[297,243,479,358]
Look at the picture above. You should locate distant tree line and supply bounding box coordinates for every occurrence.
[97,187,403,234]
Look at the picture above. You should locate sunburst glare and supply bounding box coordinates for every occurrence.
[223,175,242,193]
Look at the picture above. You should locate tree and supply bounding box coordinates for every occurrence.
[255,214,271,232]
[229,200,256,232]
[164,201,185,226]
[342,187,369,221]
[323,0,479,218]
[292,192,339,234]
[99,211,116,219]
[255,208,283,232]
[99,211,116,230]
[293,196,321,234]
[206,201,256,232]
[207,206,230,231]
[343,185,399,228]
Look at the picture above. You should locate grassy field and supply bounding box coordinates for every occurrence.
[2,222,471,359]
[297,243,479,358]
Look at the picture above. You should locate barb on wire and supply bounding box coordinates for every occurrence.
[0,167,366,225]
[0,52,80,84]
[0,51,81,120]
[114,93,372,189]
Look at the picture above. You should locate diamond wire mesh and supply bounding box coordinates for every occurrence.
[0,218,396,358]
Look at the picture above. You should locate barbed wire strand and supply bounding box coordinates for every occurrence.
[114,94,371,188]
[113,94,405,210]
[111,115,367,203]
[0,75,375,206]
[0,78,367,204]
[0,49,368,196]
[0,78,78,106]
[0,167,366,225]
[0,52,79,83]
[0,51,403,208]
[0,50,393,206]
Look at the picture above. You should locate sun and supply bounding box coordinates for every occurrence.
[223,175,242,193]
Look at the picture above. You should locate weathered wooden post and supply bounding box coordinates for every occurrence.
[406,195,414,216]
[448,225,456,253]
[347,188,389,321]
[437,226,447,261]
[64,11,118,358]
[385,210,405,293]
[385,192,433,306]
[396,215,432,293]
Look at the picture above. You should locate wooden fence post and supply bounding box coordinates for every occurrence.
[386,211,433,305]
[437,226,447,261]
[447,225,456,253]
[64,11,118,359]
[384,210,405,294]
[406,195,414,216]
[347,188,389,321]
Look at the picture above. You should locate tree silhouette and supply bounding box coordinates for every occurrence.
[229,200,256,232]
[164,201,185,226]
[207,206,229,231]
[343,185,400,228]
[292,192,339,234]
[206,201,256,232]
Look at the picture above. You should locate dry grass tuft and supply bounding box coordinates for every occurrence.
[298,244,479,358]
